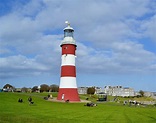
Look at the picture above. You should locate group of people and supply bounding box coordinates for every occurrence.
[123,100,141,106]
[84,102,97,107]
[43,94,53,100]
[18,96,34,104]
[18,98,23,103]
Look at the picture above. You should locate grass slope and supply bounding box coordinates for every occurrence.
[0,92,156,123]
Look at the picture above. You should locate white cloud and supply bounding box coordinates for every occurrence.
[76,40,156,74]
[141,14,156,42]
[0,0,156,80]
[0,55,48,78]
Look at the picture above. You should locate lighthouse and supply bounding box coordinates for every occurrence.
[57,21,80,102]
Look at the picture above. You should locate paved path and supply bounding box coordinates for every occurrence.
[48,97,91,103]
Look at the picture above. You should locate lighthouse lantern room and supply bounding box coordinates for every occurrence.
[57,21,80,102]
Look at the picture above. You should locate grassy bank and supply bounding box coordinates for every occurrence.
[0,92,156,123]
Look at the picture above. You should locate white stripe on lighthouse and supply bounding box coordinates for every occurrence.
[59,77,77,88]
[61,54,76,66]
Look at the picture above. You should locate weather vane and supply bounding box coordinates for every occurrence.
[65,21,70,26]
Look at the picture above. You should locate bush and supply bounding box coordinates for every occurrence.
[87,87,95,95]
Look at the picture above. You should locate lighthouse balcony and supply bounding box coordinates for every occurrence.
[61,37,76,45]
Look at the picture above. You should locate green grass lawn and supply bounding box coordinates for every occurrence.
[0,92,156,123]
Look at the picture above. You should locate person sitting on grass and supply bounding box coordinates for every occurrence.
[28,96,34,104]
[18,98,23,103]
[84,102,97,107]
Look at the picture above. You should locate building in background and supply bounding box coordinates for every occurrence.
[104,85,135,97]
[78,87,88,94]
[78,85,135,97]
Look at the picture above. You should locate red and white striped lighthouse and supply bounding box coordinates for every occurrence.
[57,21,80,102]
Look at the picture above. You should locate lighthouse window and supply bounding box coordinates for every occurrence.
[64,46,67,49]
[64,30,73,37]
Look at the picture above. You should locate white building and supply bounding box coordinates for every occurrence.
[78,85,135,97]
[78,87,88,94]
[78,86,102,94]
[144,91,154,97]
[94,87,102,94]
[104,85,135,97]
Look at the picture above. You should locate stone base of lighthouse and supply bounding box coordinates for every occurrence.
[57,88,80,101]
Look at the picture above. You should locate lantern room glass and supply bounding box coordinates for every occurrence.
[64,29,74,37]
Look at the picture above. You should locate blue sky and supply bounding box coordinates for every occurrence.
[0,0,156,92]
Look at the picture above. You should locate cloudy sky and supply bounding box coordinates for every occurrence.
[0,0,156,91]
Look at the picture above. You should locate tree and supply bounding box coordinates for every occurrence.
[40,84,50,92]
[3,84,13,89]
[3,84,15,92]
[32,86,38,92]
[50,84,59,92]
[21,87,28,92]
[87,87,95,95]
[139,90,144,97]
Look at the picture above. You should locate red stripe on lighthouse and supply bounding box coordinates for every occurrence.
[61,44,76,55]
[57,88,80,101]
[61,66,76,77]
